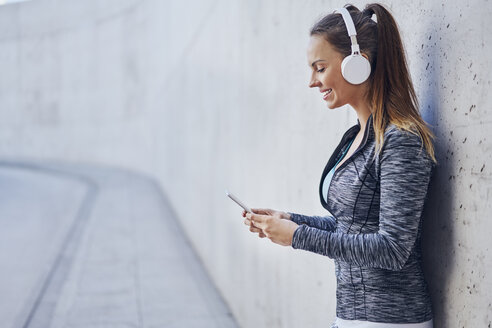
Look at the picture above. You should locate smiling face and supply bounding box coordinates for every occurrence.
[307,34,368,109]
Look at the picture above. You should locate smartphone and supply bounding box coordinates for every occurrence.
[225,190,252,213]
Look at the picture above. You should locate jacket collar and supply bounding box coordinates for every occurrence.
[318,112,374,210]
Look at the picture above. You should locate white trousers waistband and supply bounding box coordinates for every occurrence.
[332,317,433,328]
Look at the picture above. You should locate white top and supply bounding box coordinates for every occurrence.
[322,164,336,204]
[334,317,433,328]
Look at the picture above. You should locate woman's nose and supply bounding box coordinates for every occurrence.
[309,73,320,88]
[309,79,320,88]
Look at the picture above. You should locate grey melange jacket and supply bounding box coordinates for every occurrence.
[289,113,435,324]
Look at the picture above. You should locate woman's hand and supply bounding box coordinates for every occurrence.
[242,208,291,239]
[241,208,291,220]
[242,209,299,246]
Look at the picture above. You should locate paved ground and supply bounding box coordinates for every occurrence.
[0,160,239,328]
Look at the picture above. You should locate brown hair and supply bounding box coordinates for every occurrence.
[310,3,437,164]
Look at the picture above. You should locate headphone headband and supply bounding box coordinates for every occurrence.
[335,7,357,36]
[335,7,360,54]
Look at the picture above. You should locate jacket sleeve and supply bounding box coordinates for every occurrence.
[287,212,337,232]
[291,128,434,271]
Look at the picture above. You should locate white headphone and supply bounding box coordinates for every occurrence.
[335,7,371,85]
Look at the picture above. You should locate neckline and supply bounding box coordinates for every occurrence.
[331,135,356,173]
[335,113,373,172]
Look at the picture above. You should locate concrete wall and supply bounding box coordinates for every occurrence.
[0,0,491,327]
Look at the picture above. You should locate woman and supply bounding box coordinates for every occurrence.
[242,3,438,328]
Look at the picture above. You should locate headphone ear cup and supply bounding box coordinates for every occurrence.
[341,54,371,85]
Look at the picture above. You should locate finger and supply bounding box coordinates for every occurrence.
[242,210,246,217]
[245,218,260,228]
[251,208,270,215]
[259,232,266,238]
[249,226,262,233]
[246,212,268,223]
[251,215,270,230]
[246,213,272,231]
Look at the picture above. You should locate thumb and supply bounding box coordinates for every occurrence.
[251,208,271,215]
[248,213,269,230]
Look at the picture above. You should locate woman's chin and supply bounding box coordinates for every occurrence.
[324,97,338,109]
[325,102,337,109]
